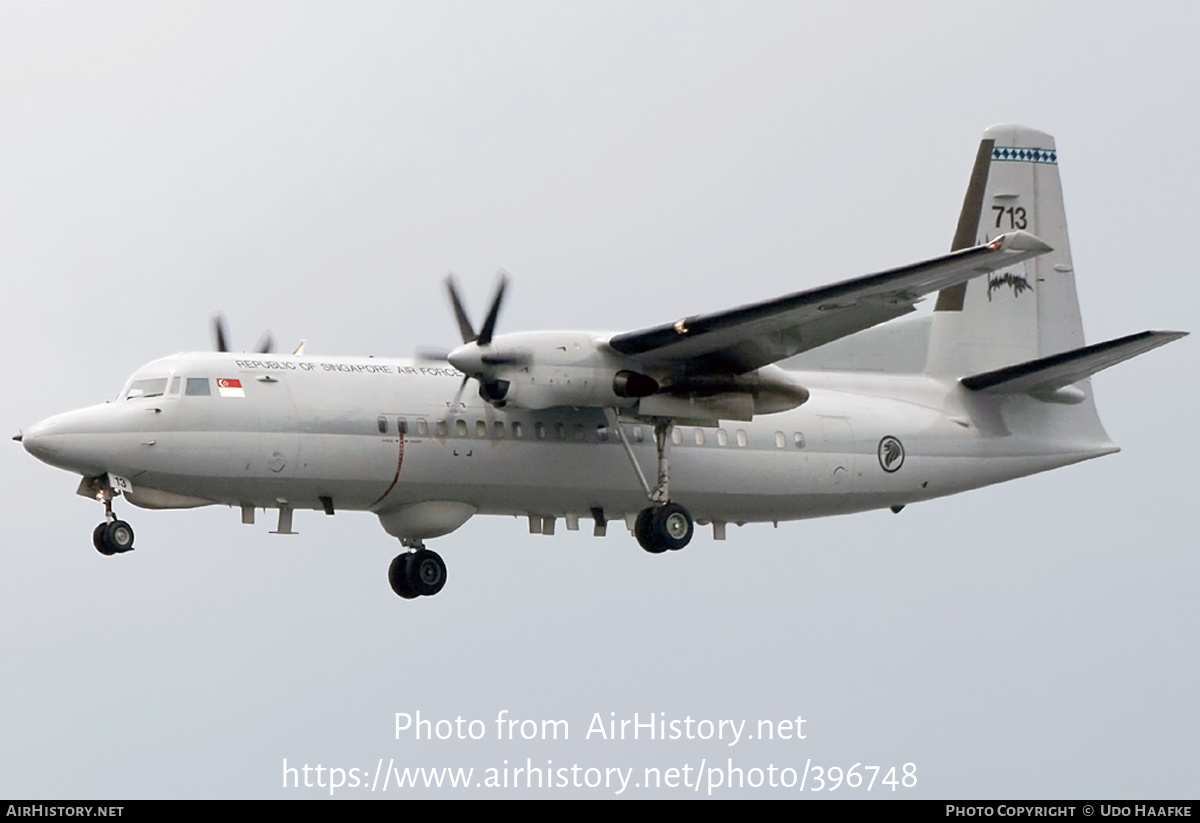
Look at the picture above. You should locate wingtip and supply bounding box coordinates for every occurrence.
[992,229,1052,255]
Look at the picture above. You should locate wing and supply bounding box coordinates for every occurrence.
[607,230,1051,375]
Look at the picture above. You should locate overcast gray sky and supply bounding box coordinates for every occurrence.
[1,1,1196,798]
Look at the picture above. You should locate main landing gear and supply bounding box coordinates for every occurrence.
[634,501,693,554]
[389,544,447,599]
[92,483,134,556]
[609,415,695,554]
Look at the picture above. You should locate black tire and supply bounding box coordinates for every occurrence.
[93,523,116,556]
[104,520,135,553]
[388,554,420,599]
[635,506,668,554]
[653,503,693,551]
[411,549,447,596]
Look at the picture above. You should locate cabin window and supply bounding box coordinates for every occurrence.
[476,420,487,438]
[416,418,429,436]
[632,426,644,443]
[512,421,524,439]
[775,431,786,449]
[126,378,167,400]
[716,429,728,446]
[494,421,505,439]
[596,424,609,442]
[736,429,748,447]
[377,416,389,434]
[397,418,408,435]
[794,432,806,449]
[436,420,448,437]
[671,428,683,445]
[455,419,468,437]
[694,428,705,446]
[535,422,546,440]
[555,423,566,441]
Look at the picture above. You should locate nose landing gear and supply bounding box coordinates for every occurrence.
[91,481,134,555]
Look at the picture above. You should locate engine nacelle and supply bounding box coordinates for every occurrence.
[450,331,809,421]
[485,364,647,411]
[637,364,809,422]
[453,331,649,411]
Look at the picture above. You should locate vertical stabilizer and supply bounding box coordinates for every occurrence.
[927,126,1085,375]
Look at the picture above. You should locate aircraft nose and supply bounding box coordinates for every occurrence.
[20,418,62,463]
[19,406,122,477]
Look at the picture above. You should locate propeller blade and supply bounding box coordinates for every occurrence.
[443,273,477,344]
[451,374,470,407]
[481,351,531,367]
[212,312,230,352]
[477,271,509,347]
[414,346,452,361]
[255,331,276,354]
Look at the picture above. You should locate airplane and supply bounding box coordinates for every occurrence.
[17,125,1186,600]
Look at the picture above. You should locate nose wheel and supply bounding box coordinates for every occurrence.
[389,547,447,599]
[93,519,135,555]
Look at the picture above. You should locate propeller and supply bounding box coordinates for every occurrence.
[413,346,452,362]
[211,312,275,354]
[441,272,528,405]
[444,272,507,347]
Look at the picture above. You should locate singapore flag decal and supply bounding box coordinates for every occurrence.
[216,378,246,398]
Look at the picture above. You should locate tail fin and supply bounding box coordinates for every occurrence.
[926,125,1084,375]
[929,126,1187,453]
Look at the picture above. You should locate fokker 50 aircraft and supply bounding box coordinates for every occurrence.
[18,126,1185,599]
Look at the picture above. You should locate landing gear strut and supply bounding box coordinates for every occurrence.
[92,482,134,556]
[389,545,447,599]
[609,415,695,554]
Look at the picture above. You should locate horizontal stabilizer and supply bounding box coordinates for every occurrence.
[960,330,1187,398]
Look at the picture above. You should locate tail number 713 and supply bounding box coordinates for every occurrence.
[993,205,1028,229]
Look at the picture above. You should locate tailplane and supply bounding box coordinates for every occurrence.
[960,330,1186,404]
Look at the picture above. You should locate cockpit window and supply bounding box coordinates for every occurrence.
[125,378,168,400]
[185,378,211,396]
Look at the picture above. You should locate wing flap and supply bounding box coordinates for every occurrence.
[607,230,1051,375]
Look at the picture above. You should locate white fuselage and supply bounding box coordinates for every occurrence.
[21,350,1118,539]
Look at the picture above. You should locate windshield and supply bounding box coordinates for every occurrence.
[124,377,168,400]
